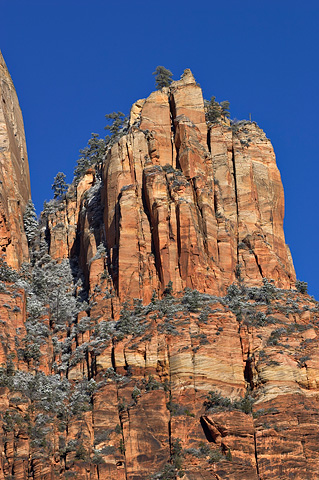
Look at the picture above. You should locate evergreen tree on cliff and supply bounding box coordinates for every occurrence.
[105,112,127,137]
[205,96,221,123]
[52,172,68,199]
[220,100,230,119]
[153,66,173,89]
[205,96,230,123]
[74,133,106,183]
[23,200,38,245]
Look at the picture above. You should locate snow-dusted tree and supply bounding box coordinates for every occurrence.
[74,133,106,184]
[52,172,68,199]
[0,256,19,282]
[104,112,129,147]
[31,256,79,330]
[105,112,127,136]
[23,200,38,245]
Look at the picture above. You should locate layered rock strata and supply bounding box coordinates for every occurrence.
[0,285,319,480]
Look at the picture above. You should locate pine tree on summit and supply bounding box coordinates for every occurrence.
[205,96,221,123]
[220,100,230,119]
[153,66,173,89]
[205,96,230,123]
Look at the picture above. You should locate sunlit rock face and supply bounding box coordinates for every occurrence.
[46,69,295,304]
[1,60,318,480]
[0,51,30,268]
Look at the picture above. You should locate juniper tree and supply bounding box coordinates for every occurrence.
[52,172,68,199]
[153,66,173,90]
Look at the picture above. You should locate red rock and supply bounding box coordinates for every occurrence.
[43,70,295,302]
[0,51,31,269]
[0,58,316,480]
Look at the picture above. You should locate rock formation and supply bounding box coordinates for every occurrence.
[0,51,30,269]
[45,69,295,306]
[0,58,318,480]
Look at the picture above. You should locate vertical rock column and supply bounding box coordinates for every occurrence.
[231,123,295,287]
[100,69,296,303]
[0,51,31,268]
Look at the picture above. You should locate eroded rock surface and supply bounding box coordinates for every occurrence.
[0,51,30,269]
[44,69,295,305]
[0,285,318,479]
[0,61,316,480]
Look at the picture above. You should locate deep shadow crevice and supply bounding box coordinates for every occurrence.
[200,417,215,443]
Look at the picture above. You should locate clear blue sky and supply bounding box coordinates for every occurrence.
[1,0,318,298]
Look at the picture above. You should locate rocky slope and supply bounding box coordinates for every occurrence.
[0,58,318,480]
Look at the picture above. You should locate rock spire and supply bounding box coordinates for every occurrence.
[45,68,295,305]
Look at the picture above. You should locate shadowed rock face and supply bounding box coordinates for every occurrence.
[1,62,318,480]
[0,51,30,268]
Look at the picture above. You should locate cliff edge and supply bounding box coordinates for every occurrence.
[0,51,30,268]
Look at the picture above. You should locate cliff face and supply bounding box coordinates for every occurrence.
[0,51,30,269]
[0,62,318,480]
[45,70,295,306]
[0,280,319,480]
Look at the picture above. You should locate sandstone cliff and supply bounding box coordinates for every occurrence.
[0,51,30,269]
[0,62,317,480]
[44,69,295,307]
